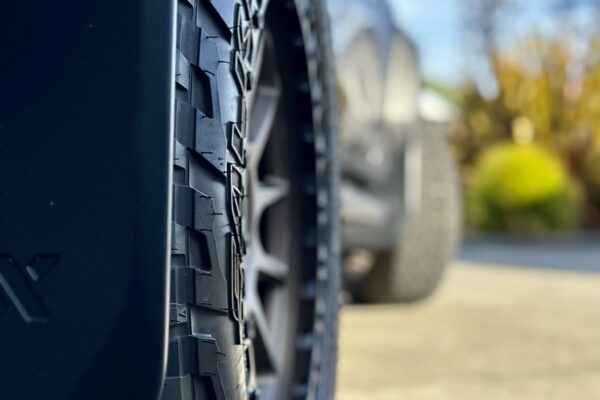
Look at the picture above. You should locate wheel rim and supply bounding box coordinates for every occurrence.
[245,24,298,398]
[243,1,337,397]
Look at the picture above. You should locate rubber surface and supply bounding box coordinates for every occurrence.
[162,1,255,399]
[163,0,341,399]
[360,128,461,303]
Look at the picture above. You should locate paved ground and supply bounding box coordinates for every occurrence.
[336,260,600,400]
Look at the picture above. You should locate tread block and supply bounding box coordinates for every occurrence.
[173,266,229,310]
[173,185,219,232]
[197,0,233,40]
[166,334,227,395]
[194,195,217,231]
[172,223,188,255]
[196,336,221,376]
[163,376,195,400]
[176,51,192,90]
[173,266,196,305]
[208,0,237,29]
[180,18,201,63]
[176,101,196,149]
[167,336,199,377]
[198,34,222,74]
[195,270,229,310]
[170,304,189,325]
[174,139,189,169]
[191,67,214,118]
[173,185,195,228]
[195,113,227,173]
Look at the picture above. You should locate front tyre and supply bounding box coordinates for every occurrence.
[163,1,340,399]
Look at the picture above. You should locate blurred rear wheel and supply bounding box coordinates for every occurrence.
[357,128,461,303]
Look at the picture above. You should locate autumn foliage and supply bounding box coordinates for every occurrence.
[453,33,600,231]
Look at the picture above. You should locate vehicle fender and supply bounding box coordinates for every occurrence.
[0,1,175,399]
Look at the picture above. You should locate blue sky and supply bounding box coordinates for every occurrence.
[388,0,596,88]
[390,0,463,85]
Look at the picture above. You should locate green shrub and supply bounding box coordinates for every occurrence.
[468,143,582,233]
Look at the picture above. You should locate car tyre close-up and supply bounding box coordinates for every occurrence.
[163,1,340,399]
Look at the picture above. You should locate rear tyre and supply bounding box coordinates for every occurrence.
[163,1,340,399]
[359,128,461,303]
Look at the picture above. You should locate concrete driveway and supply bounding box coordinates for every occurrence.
[336,260,600,400]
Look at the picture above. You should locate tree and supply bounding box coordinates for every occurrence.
[453,21,600,228]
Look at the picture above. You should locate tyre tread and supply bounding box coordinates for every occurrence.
[163,0,255,399]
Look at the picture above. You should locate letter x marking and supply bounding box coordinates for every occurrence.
[0,254,59,323]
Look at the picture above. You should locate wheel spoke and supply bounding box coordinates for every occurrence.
[243,20,301,394]
[252,177,289,220]
[248,85,281,167]
[257,251,289,281]
[247,295,278,373]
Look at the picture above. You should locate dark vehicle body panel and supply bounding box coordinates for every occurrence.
[0,1,174,399]
[328,0,420,249]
